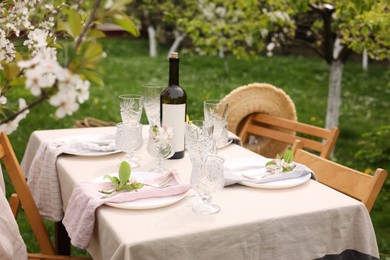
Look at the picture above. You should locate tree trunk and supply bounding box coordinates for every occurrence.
[325,60,344,130]
[362,48,368,71]
[147,25,157,58]
[167,31,186,58]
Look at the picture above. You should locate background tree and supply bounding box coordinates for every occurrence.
[178,0,295,73]
[178,0,389,130]
[289,0,390,129]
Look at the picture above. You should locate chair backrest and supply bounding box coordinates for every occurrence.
[292,140,388,212]
[0,132,56,255]
[238,113,340,159]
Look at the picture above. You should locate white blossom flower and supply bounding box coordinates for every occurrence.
[0,95,7,105]
[0,98,29,134]
[49,89,80,118]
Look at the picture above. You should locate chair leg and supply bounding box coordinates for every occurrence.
[9,193,20,218]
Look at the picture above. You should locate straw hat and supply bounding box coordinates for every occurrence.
[221,82,297,157]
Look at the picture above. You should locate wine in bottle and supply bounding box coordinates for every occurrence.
[160,52,187,159]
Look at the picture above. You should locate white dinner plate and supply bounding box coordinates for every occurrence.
[224,157,269,171]
[239,173,311,189]
[97,171,188,209]
[58,134,121,157]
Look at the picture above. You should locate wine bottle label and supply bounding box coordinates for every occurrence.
[162,104,186,152]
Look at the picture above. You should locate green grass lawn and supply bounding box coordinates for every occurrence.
[5,38,390,257]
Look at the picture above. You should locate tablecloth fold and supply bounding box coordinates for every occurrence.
[25,134,116,221]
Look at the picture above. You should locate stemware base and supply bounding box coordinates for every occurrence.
[121,158,140,169]
[192,203,220,215]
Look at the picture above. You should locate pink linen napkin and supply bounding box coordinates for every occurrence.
[62,170,191,249]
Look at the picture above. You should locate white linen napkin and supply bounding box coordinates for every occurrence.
[62,170,191,249]
[26,134,116,222]
[224,158,315,186]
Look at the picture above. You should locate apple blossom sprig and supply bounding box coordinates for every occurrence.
[0,0,139,134]
[99,161,144,195]
[265,149,296,174]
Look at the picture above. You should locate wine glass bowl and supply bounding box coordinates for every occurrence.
[185,120,214,161]
[191,155,225,215]
[143,84,163,126]
[119,94,144,125]
[115,123,143,168]
[147,125,175,174]
[204,100,229,154]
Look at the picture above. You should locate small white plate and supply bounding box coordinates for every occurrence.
[218,138,233,149]
[97,171,188,209]
[58,135,120,157]
[239,173,311,189]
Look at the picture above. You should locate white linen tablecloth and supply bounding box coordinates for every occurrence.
[21,127,380,260]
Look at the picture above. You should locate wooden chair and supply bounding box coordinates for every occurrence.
[291,140,388,212]
[238,113,340,159]
[0,132,91,259]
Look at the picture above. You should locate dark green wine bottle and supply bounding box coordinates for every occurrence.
[160,52,187,159]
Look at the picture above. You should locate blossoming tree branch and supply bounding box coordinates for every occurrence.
[0,0,139,134]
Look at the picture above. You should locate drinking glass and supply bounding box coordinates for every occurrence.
[115,123,143,168]
[143,84,164,126]
[119,94,144,124]
[185,120,214,162]
[191,155,225,215]
[147,125,175,173]
[204,100,229,154]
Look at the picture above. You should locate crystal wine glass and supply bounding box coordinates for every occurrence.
[119,94,144,125]
[115,122,143,168]
[191,155,225,215]
[204,100,229,154]
[185,120,214,162]
[143,84,163,126]
[147,125,175,174]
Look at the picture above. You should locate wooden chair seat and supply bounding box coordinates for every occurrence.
[292,140,388,212]
[238,113,339,158]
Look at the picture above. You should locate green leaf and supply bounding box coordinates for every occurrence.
[82,69,104,87]
[112,12,140,37]
[68,9,83,38]
[87,29,106,39]
[84,42,104,61]
[118,161,131,189]
[283,149,294,163]
[103,175,120,186]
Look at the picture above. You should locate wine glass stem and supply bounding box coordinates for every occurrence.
[200,193,212,204]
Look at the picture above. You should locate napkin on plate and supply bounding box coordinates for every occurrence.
[224,159,315,186]
[62,170,191,249]
[25,134,117,221]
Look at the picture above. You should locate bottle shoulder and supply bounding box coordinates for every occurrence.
[161,85,187,99]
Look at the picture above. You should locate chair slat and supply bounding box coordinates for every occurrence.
[238,113,339,159]
[292,140,388,212]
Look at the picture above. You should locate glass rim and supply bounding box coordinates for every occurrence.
[143,84,164,88]
[203,99,228,105]
[116,122,142,127]
[119,94,143,99]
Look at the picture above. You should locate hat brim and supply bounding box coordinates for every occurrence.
[221,83,297,157]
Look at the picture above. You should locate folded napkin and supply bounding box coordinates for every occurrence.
[224,162,315,187]
[26,134,116,221]
[227,131,242,146]
[62,170,191,249]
